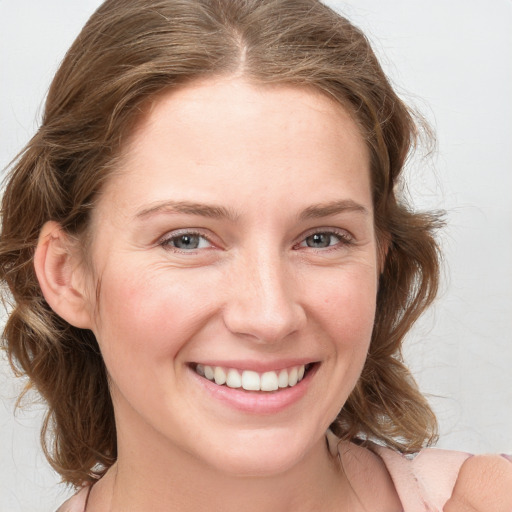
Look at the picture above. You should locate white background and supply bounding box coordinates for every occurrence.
[1,1,511,510]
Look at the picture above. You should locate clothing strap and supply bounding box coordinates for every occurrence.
[55,485,90,512]
[373,444,471,512]
[326,430,471,512]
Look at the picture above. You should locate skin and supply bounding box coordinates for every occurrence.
[38,77,402,511]
[444,455,512,511]
[37,77,512,512]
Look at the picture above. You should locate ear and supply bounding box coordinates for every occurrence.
[34,221,93,329]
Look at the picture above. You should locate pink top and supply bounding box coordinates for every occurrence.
[326,430,471,512]
[57,433,497,512]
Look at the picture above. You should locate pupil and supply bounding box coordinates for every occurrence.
[175,234,199,249]
[307,233,330,248]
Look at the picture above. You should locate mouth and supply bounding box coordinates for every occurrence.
[192,362,315,392]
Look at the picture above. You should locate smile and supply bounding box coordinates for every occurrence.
[194,363,311,392]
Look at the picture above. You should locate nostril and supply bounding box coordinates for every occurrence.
[222,302,306,343]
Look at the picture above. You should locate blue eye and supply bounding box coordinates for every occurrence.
[162,233,211,250]
[305,233,336,248]
[299,231,351,249]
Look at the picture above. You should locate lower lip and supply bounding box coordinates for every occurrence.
[189,365,318,414]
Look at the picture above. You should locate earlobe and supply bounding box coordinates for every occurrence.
[34,221,93,329]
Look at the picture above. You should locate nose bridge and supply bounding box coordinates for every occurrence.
[223,243,304,342]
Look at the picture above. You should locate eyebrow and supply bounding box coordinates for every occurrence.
[135,198,369,222]
[298,199,369,220]
[135,200,239,221]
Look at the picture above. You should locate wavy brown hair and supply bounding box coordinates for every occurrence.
[1,0,441,487]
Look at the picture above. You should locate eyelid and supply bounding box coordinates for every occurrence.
[158,228,216,251]
[156,226,354,252]
[294,227,354,249]
[302,226,354,240]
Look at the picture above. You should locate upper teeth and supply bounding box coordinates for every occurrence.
[195,364,307,391]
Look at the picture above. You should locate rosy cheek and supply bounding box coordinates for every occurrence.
[307,270,376,331]
[94,268,207,360]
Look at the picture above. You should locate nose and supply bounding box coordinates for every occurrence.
[222,249,306,344]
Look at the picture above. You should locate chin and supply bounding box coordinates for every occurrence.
[195,425,321,478]
[208,448,304,478]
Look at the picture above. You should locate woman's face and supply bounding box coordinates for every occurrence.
[83,77,380,476]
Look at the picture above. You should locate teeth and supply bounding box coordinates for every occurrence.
[260,371,279,392]
[196,364,205,377]
[214,367,227,385]
[278,369,289,388]
[242,370,260,391]
[226,368,242,388]
[204,365,214,381]
[288,367,298,386]
[196,364,308,392]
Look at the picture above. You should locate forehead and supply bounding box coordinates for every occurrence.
[98,77,372,219]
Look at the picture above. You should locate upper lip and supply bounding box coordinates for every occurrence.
[191,359,317,373]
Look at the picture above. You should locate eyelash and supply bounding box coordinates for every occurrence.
[294,229,354,251]
[159,230,214,252]
[158,228,354,253]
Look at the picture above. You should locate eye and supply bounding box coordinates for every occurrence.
[298,230,352,250]
[160,232,212,251]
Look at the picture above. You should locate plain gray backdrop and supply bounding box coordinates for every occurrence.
[1,1,511,510]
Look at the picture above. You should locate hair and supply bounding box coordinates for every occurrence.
[1,0,441,487]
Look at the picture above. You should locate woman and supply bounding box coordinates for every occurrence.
[1,0,510,510]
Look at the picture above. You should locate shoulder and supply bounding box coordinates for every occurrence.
[56,486,91,512]
[371,443,472,511]
[444,454,512,512]
[328,433,404,511]
[328,431,512,511]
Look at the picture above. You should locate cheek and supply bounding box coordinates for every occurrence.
[91,267,214,377]
[300,265,377,422]
[308,265,378,346]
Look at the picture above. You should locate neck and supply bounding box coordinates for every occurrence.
[88,429,353,512]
